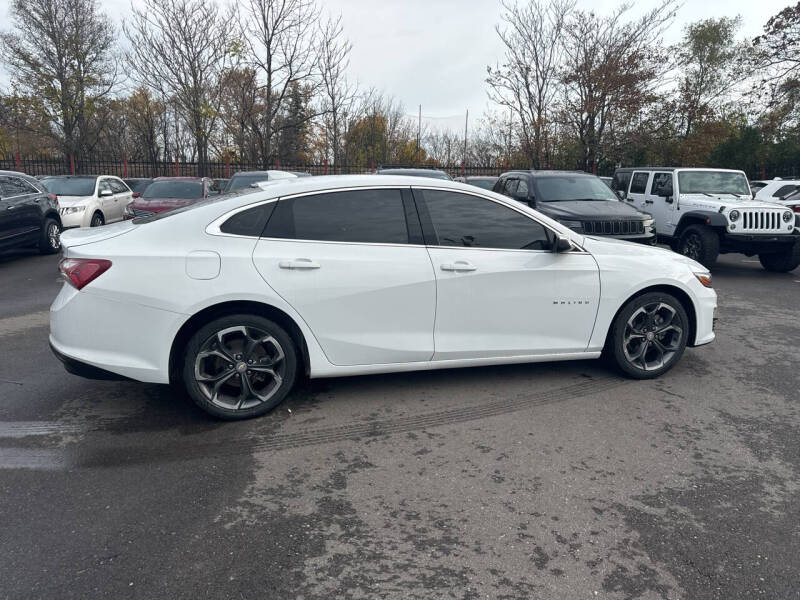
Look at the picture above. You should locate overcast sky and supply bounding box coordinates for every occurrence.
[0,0,791,132]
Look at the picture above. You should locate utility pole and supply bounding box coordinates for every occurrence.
[463,109,469,168]
[417,104,421,164]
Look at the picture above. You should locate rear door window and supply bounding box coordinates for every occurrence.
[264,189,410,244]
[1,176,36,196]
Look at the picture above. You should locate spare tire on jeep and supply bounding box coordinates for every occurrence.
[759,240,800,273]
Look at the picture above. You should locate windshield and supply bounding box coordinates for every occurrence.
[142,181,204,199]
[535,176,618,202]
[41,177,97,196]
[227,174,270,192]
[468,178,497,190]
[124,179,153,194]
[678,171,751,196]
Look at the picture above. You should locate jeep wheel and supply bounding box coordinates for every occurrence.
[758,241,800,273]
[678,225,720,268]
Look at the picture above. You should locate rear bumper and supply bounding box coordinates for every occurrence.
[50,284,184,384]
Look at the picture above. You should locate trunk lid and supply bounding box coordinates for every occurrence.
[60,220,136,248]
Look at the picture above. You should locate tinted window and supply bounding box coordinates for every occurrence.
[501,178,518,197]
[535,175,617,201]
[773,185,798,198]
[41,176,97,196]
[1,176,37,196]
[143,181,204,199]
[220,202,277,236]
[227,174,271,192]
[124,179,153,194]
[629,172,649,194]
[264,189,408,244]
[612,172,631,192]
[422,190,551,250]
[517,178,530,197]
[109,179,129,194]
[651,173,672,195]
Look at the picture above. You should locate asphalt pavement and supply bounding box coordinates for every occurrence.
[0,247,798,599]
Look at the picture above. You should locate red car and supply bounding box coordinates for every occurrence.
[124,177,213,219]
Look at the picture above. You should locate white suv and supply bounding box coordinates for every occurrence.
[613,168,799,272]
[41,175,133,228]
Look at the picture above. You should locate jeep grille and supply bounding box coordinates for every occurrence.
[738,209,787,233]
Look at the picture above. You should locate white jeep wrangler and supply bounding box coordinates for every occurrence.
[612,167,799,272]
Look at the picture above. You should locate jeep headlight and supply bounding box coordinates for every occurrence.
[642,218,654,228]
[729,210,740,222]
[558,219,583,232]
[783,211,793,223]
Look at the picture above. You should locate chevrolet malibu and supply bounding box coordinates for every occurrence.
[50,176,716,420]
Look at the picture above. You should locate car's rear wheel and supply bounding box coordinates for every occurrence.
[182,314,298,420]
[38,218,61,254]
[608,292,689,379]
[758,241,800,273]
[90,211,105,227]
[678,225,719,267]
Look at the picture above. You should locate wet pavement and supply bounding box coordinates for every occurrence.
[0,248,798,599]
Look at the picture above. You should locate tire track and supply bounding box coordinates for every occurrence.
[73,375,627,469]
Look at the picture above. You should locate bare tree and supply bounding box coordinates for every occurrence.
[559,1,678,171]
[0,0,117,158]
[237,0,323,166]
[317,15,356,166]
[124,0,230,175]
[487,0,574,169]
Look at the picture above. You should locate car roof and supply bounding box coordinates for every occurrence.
[500,170,595,178]
[614,167,745,173]
[377,168,448,175]
[152,176,205,181]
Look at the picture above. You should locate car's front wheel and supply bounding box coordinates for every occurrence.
[90,211,105,227]
[678,225,719,267]
[608,292,689,379]
[38,217,61,254]
[182,314,298,420]
[758,241,800,273]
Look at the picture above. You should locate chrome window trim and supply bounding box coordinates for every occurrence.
[205,184,588,253]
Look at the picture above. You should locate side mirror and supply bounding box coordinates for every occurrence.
[553,234,573,253]
[99,189,113,197]
[664,195,674,204]
[616,190,627,200]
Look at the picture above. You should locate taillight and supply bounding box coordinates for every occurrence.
[48,194,58,201]
[793,205,800,213]
[59,258,112,290]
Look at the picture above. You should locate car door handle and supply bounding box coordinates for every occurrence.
[279,258,320,270]
[441,261,477,272]
[644,199,654,204]
[6,205,14,210]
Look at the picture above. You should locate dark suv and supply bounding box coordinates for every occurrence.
[493,171,656,244]
[0,170,62,254]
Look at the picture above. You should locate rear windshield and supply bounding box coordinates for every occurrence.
[132,188,256,224]
[535,176,618,201]
[41,177,97,196]
[227,174,271,192]
[142,181,203,199]
[678,171,751,196]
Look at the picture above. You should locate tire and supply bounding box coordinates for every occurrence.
[608,291,689,380]
[677,224,720,267]
[38,217,61,254]
[181,314,298,420]
[90,211,105,227]
[758,241,800,273]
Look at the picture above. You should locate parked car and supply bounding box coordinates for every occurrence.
[212,178,229,195]
[453,175,498,190]
[223,170,298,194]
[376,168,452,180]
[751,178,800,202]
[613,167,799,272]
[493,170,656,244]
[123,178,154,198]
[51,175,716,420]
[42,175,133,228]
[0,170,62,254]
[125,177,213,218]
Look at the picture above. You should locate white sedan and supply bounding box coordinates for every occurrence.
[41,175,133,228]
[50,176,717,419]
